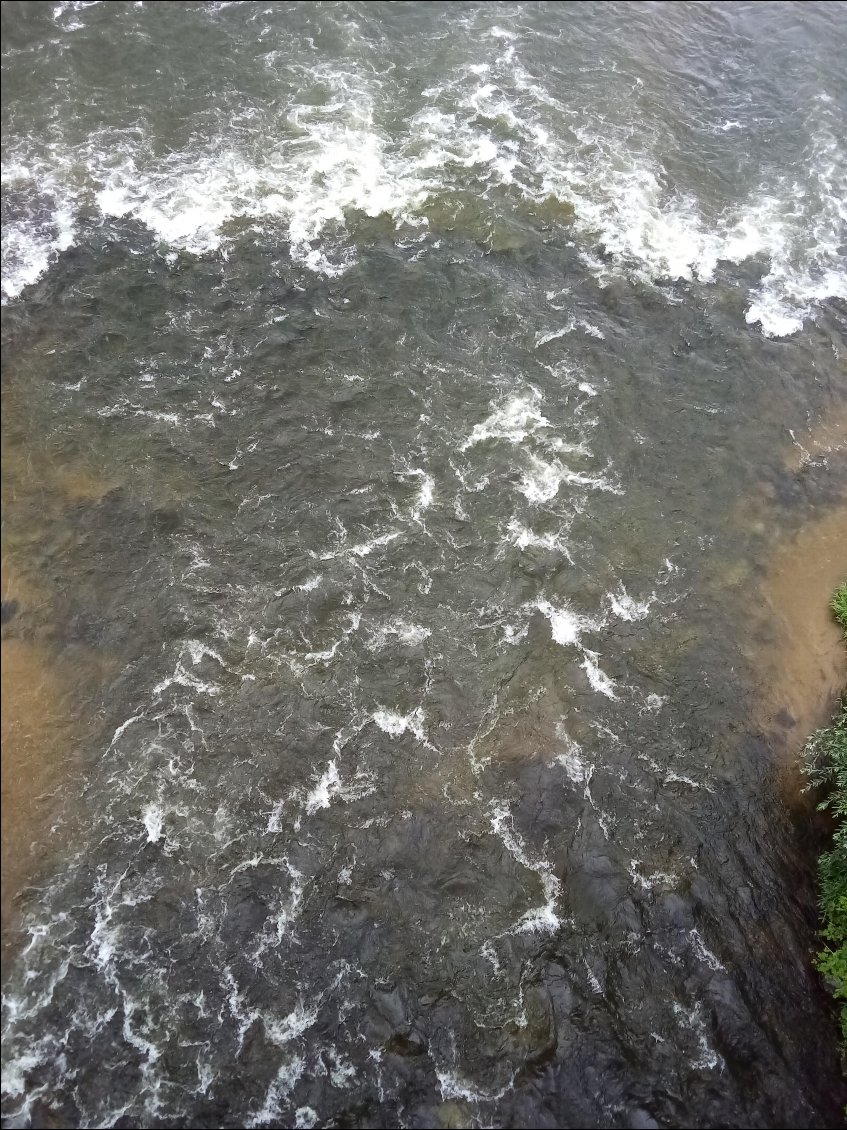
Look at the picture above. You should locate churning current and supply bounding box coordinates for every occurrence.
[2,2,846,1128]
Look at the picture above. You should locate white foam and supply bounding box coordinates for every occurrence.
[608,583,655,622]
[556,748,590,786]
[152,639,228,698]
[518,454,619,504]
[272,861,306,941]
[372,707,426,742]
[435,1067,495,1103]
[535,324,575,347]
[672,1002,723,1072]
[142,803,164,844]
[304,761,342,814]
[326,1049,356,1088]
[264,1001,319,1046]
[304,761,375,815]
[317,527,401,561]
[461,392,550,450]
[570,166,723,283]
[526,86,846,337]
[349,531,401,558]
[581,650,618,699]
[366,619,432,650]
[1,165,77,301]
[501,620,529,647]
[91,68,431,273]
[553,728,592,792]
[401,467,435,522]
[689,927,725,973]
[304,639,342,663]
[629,860,677,891]
[490,802,561,936]
[517,454,565,504]
[296,575,323,592]
[246,1058,306,1128]
[0,1052,42,1099]
[534,599,589,647]
[3,69,844,338]
[505,518,572,559]
[584,959,603,995]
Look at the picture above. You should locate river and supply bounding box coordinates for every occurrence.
[2,2,846,1127]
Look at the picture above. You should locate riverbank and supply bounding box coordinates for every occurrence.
[805,586,847,1048]
[743,400,847,807]
[757,507,846,753]
[742,406,847,1096]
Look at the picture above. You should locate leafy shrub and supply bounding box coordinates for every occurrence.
[833,585,847,632]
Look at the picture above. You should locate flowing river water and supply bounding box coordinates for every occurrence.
[2,2,847,1127]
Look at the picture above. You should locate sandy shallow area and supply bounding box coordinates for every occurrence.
[0,441,117,954]
[749,405,847,804]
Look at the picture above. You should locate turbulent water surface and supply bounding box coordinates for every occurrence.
[2,2,847,1127]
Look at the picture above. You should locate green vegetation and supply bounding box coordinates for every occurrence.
[805,583,847,1044]
[833,585,847,632]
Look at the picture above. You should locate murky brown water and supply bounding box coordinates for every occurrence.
[750,411,847,744]
[1,428,120,954]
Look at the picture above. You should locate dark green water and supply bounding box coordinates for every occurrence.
[2,2,846,1127]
